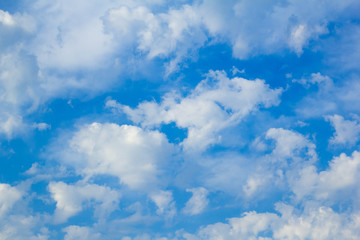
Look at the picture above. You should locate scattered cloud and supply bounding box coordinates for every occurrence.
[48,181,120,223]
[119,70,281,152]
[0,0,360,238]
[182,187,209,216]
[54,122,175,191]
[326,114,360,147]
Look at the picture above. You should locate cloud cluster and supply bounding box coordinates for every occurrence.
[49,181,120,223]
[0,0,358,138]
[183,205,360,240]
[117,70,281,152]
[326,115,360,147]
[0,183,22,217]
[59,123,175,191]
[1,0,360,238]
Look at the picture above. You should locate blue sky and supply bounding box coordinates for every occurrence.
[1,0,360,239]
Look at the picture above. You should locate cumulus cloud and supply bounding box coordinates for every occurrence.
[0,183,22,217]
[0,50,42,137]
[292,151,360,205]
[183,204,360,240]
[29,0,116,71]
[326,114,360,147]
[265,128,317,163]
[0,10,35,33]
[48,181,120,223]
[54,122,175,191]
[197,128,316,198]
[242,128,317,198]
[104,4,206,75]
[1,1,359,238]
[118,70,281,152]
[0,215,49,240]
[0,0,357,138]
[182,187,209,216]
[150,190,176,219]
[197,0,357,58]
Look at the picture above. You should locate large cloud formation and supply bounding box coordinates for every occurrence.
[1,0,360,239]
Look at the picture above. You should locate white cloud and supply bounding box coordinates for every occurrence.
[176,128,317,198]
[197,0,354,58]
[326,114,360,147]
[273,206,360,240]
[0,50,42,137]
[0,10,36,32]
[150,190,176,219]
[183,204,360,240]
[0,10,15,26]
[63,225,101,240]
[29,0,116,71]
[0,114,25,138]
[103,3,207,75]
[183,187,209,216]
[0,0,357,138]
[242,175,270,198]
[31,0,205,76]
[292,72,333,89]
[119,70,281,152]
[0,215,49,240]
[183,211,279,240]
[48,181,120,223]
[56,122,175,191]
[32,122,51,131]
[240,128,317,197]
[0,183,22,217]
[292,151,360,204]
[243,128,316,197]
[265,128,317,162]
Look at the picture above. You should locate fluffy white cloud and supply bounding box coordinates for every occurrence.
[326,114,360,146]
[0,183,22,217]
[48,181,120,223]
[0,215,49,240]
[0,0,358,138]
[197,128,316,198]
[118,70,281,152]
[0,50,42,137]
[182,187,209,216]
[105,4,206,75]
[57,123,175,191]
[0,10,35,33]
[183,204,360,240]
[265,128,317,163]
[0,10,14,26]
[150,190,176,219]
[292,151,360,204]
[29,0,117,71]
[242,128,317,197]
[197,0,357,58]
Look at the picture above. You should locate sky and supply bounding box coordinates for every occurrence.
[0,0,360,239]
